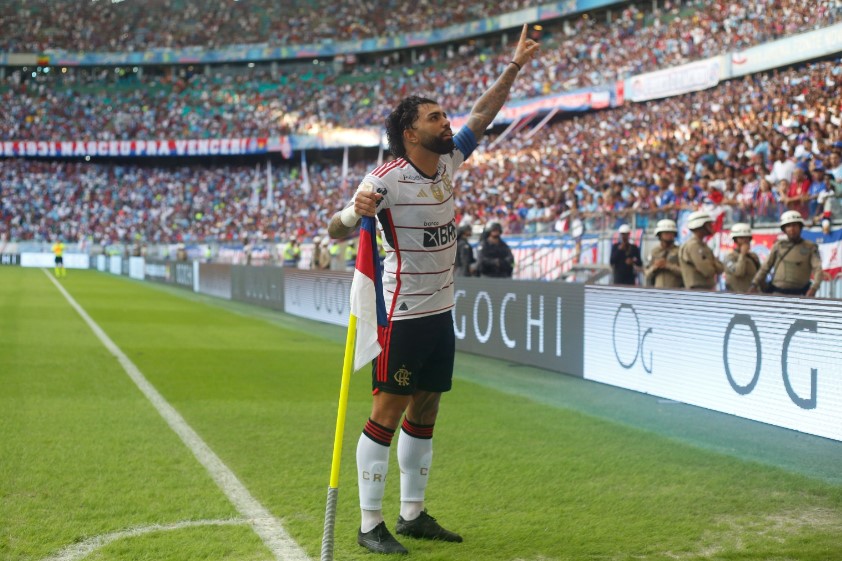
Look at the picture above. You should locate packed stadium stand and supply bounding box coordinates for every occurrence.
[1,0,841,287]
[0,0,544,52]
[4,0,840,137]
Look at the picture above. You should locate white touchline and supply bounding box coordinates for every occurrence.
[42,519,247,561]
[45,271,311,561]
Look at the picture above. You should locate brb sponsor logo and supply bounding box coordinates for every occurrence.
[423,223,456,248]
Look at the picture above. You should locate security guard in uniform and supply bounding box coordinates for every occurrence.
[344,239,357,271]
[609,224,643,285]
[316,237,331,269]
[679,211,724,290]
[750,210,823,297]
[644,219,683,288]
[311,236,323,270]
[454,224,475,277]
[281,239,301,267]
[328,240,341,270]
[723,223,761,293]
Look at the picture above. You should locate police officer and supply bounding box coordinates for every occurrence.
[723,223,761,293]
[317,237,331,269]
[454,224,475,277]
[644,219,683,288]
[311,236,324,270]
[679,211,724,290]
[750,210,823,296]
[477,222,514,278]
[609,224,642,285]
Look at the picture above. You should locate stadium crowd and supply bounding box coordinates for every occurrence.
[0,158,371,245]
[3,0,841,139]
[2,56,840,245]
[2,0,838,58]
[456,58,842,236]
[0,0,543,53]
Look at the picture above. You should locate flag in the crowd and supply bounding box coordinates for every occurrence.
[265,159,274,208]
[301,150,311,194]
[804,228,842,277]
[340,146,349,195]
[350,216,388,372]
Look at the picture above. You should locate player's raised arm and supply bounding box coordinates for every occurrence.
[464,24,540,140]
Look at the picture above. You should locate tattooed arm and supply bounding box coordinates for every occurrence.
[465,24,541,140]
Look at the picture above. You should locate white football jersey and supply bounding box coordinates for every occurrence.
[353,129,476,320]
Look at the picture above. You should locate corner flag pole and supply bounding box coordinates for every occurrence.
[320,313,357,561]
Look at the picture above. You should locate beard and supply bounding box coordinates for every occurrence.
[421,134,454,155]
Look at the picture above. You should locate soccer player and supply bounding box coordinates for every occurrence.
[327,24,540,555]
[51,239,66,278]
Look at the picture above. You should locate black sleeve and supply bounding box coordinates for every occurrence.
[500,243,515,277]
[476,244,489,275]
[477,244,497,276]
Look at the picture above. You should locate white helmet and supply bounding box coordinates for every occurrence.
[687,211,713,230]
[618,224,631,234]
[730,223,752,239]
[780,210,805,229]
[654,219,678,236]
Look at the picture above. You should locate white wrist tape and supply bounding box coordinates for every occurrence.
[340,182,375,227]
[340,204,361,227]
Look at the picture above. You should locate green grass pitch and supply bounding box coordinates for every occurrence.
[2,267,841,561]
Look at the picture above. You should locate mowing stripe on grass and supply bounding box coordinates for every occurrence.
[41,518,247,561]
[44,271,310,561]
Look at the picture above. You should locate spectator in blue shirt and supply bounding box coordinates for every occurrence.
[807,165,829,219]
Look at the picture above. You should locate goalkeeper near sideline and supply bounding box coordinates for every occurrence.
[328,24,540,555]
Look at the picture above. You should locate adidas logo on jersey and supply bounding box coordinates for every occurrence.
[399,302,409,311]
[417,189,429,198]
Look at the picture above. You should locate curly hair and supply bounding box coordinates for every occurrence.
[384,95,439,158]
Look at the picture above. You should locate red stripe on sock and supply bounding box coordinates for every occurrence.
[363,419,395,446]
[401,418,434,439]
